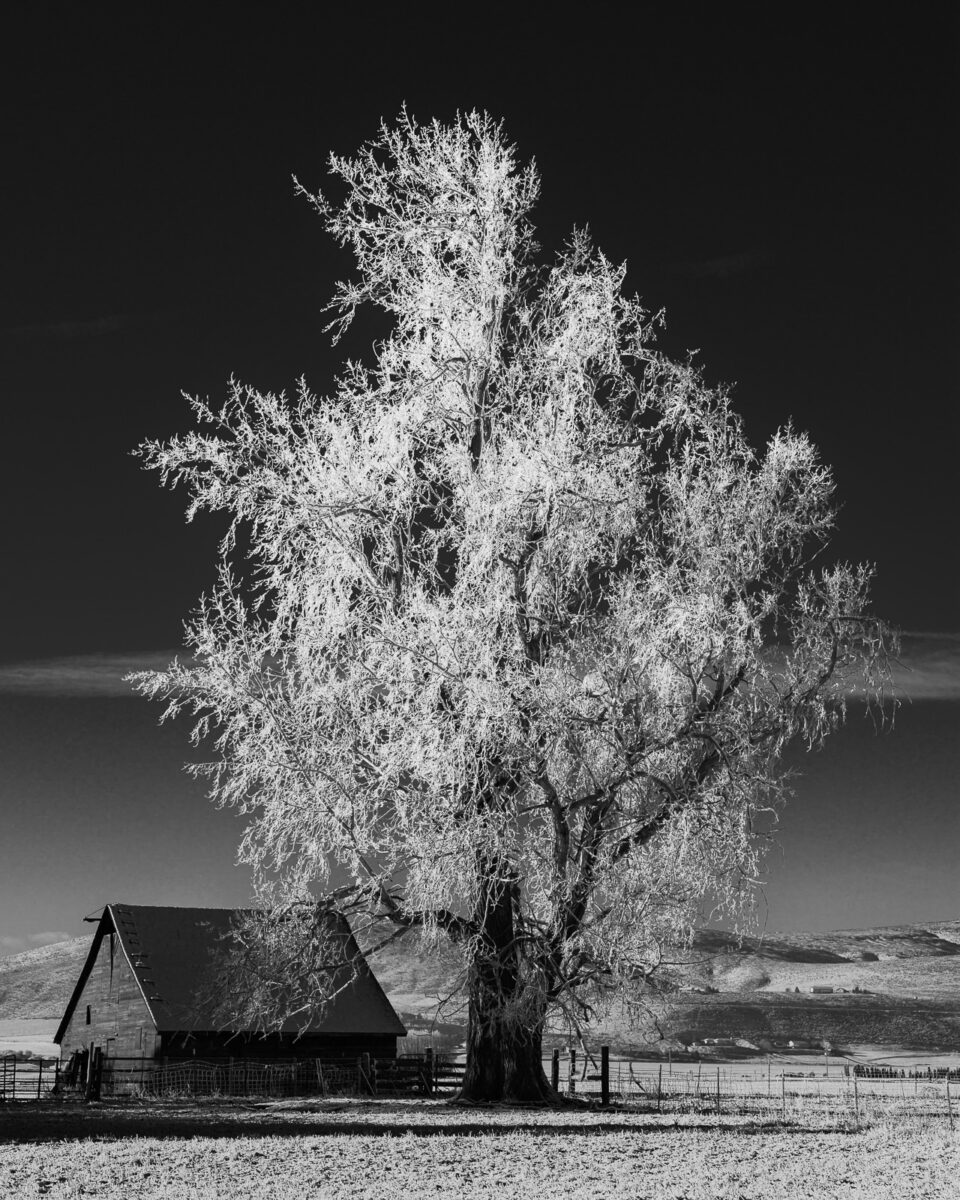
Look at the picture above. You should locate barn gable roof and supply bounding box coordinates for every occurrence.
[55,903,406,1043]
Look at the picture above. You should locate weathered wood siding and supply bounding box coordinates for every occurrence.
[157,1031,401,1060]
[59,931,158,1060]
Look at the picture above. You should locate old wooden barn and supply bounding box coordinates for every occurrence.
[55,903,407,1070]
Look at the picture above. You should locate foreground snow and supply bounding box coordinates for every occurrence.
[0,1100,956,1198]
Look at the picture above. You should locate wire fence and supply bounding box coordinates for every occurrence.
[550,1053,957,1127]
[3,1049,956,1129]
[49,1050,464,1101]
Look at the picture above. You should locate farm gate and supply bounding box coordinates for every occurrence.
[0,1056,60,1101]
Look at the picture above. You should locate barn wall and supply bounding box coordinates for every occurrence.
[157,1032,400,1060]
[60,929,159,1061]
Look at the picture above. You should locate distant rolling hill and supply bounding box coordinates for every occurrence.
[0,937,89,1054]
[369,921,960,1052]
[683,920,960,1001]
[2,920,958,1053]
[0,937,88,1022]
[619,921,960,1052]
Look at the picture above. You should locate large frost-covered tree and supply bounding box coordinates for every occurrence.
[132,111,893,1103]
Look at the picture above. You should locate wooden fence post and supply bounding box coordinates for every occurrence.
[853,1071,859,1130]
[568,1047,576,1095]
[424,1048,434,1097]
[781,1071,786,1121]
[551,1049,560,1093]
[360,1053,375,1096]
[37,1058,44,1101]
[657,1063,662,1113]
[600,1046,609,1107]
[716,1067,721,1116]
[84,1043,96,1101]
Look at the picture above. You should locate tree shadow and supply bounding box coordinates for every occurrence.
[0,1100,862,1143]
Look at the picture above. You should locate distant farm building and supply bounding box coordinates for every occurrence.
[55,904,406,1072]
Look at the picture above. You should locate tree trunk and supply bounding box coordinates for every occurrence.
[458,992,558,1103]
[456,862,561,1104]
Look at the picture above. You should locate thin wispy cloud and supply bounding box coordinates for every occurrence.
[0,652,184,697]
[892,632,960,702]
[0,635,955,702]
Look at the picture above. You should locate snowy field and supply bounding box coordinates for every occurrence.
[0,1100,957,1199]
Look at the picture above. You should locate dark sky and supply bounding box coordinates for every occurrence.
[1,10,957,952]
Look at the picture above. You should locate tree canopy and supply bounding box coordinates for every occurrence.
[132,111,893,1102]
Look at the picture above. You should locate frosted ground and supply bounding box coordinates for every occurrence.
[1,1100,957,1199]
